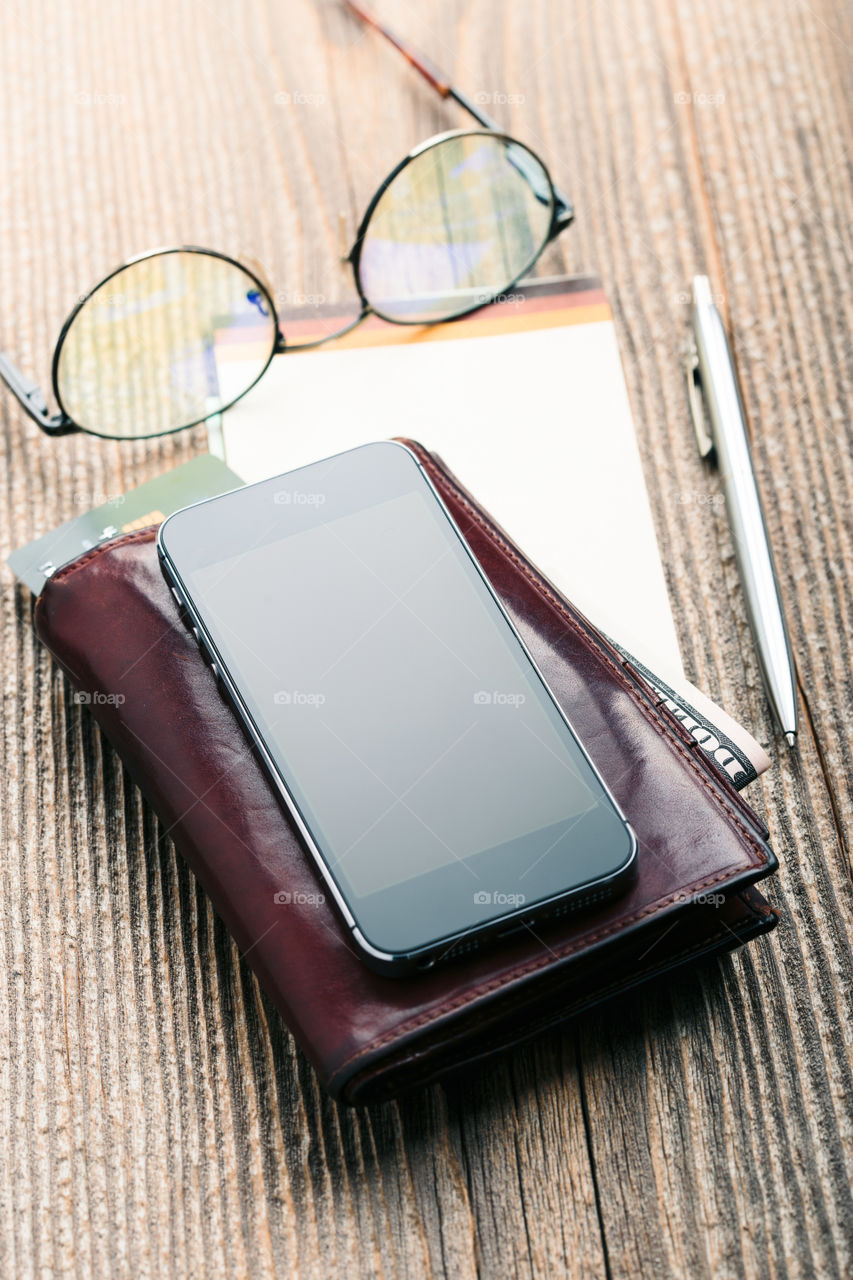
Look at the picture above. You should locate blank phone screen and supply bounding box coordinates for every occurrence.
[163,443,633,953]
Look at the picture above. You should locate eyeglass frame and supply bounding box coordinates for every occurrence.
[0,3,574,441]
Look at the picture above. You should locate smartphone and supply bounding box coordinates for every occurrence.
[158,441,636,974]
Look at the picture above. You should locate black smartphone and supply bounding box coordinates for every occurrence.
[157,441,636,974]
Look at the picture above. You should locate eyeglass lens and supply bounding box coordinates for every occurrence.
[55,251,277,438]
[357,134,554,324]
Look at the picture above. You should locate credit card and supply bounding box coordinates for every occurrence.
[8,453,244,595]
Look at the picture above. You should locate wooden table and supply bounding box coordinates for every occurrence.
[1,1,851,1275]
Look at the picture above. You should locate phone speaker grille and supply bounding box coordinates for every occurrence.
[436,887,614,966]
[442,937,482,961]
[539,887,612,922]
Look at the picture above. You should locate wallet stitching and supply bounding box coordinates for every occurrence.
[36,498,771,1093]
[39,525,157,582]
[355,928,729,1091]
[327,866,762,1090]
[348,920,772,1098]
[33,528,158,635]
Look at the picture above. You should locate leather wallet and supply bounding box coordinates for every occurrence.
[33,440,779,1103]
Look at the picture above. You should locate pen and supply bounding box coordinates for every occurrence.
[686,275,798,748]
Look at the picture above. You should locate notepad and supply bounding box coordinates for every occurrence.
[212,275,769,783]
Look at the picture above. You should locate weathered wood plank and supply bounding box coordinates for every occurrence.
[557,0,853,1275]
[1,0,852,1277]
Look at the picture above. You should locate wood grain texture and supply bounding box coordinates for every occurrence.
[1,0,851,1276]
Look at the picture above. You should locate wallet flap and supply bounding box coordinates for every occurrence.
[33,442,778,1101]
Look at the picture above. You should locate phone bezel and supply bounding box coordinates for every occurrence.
[157,441,637,975]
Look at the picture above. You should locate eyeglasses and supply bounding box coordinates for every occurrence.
[0,1,573,441]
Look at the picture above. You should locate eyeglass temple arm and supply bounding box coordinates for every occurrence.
[0,353,76,435]
[342,0,574,231]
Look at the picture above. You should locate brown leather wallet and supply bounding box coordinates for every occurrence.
[33,440,779,1103]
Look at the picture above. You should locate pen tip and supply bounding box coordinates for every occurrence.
[785,731,797,748]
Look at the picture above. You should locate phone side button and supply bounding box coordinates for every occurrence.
[170,585,196,630]
[210,664,234,707]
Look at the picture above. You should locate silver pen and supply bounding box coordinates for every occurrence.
[686,275,798,747]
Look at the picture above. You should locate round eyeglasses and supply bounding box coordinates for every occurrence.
[0,11,574,441]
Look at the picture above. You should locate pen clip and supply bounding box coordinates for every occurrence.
[685,336,715,459]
